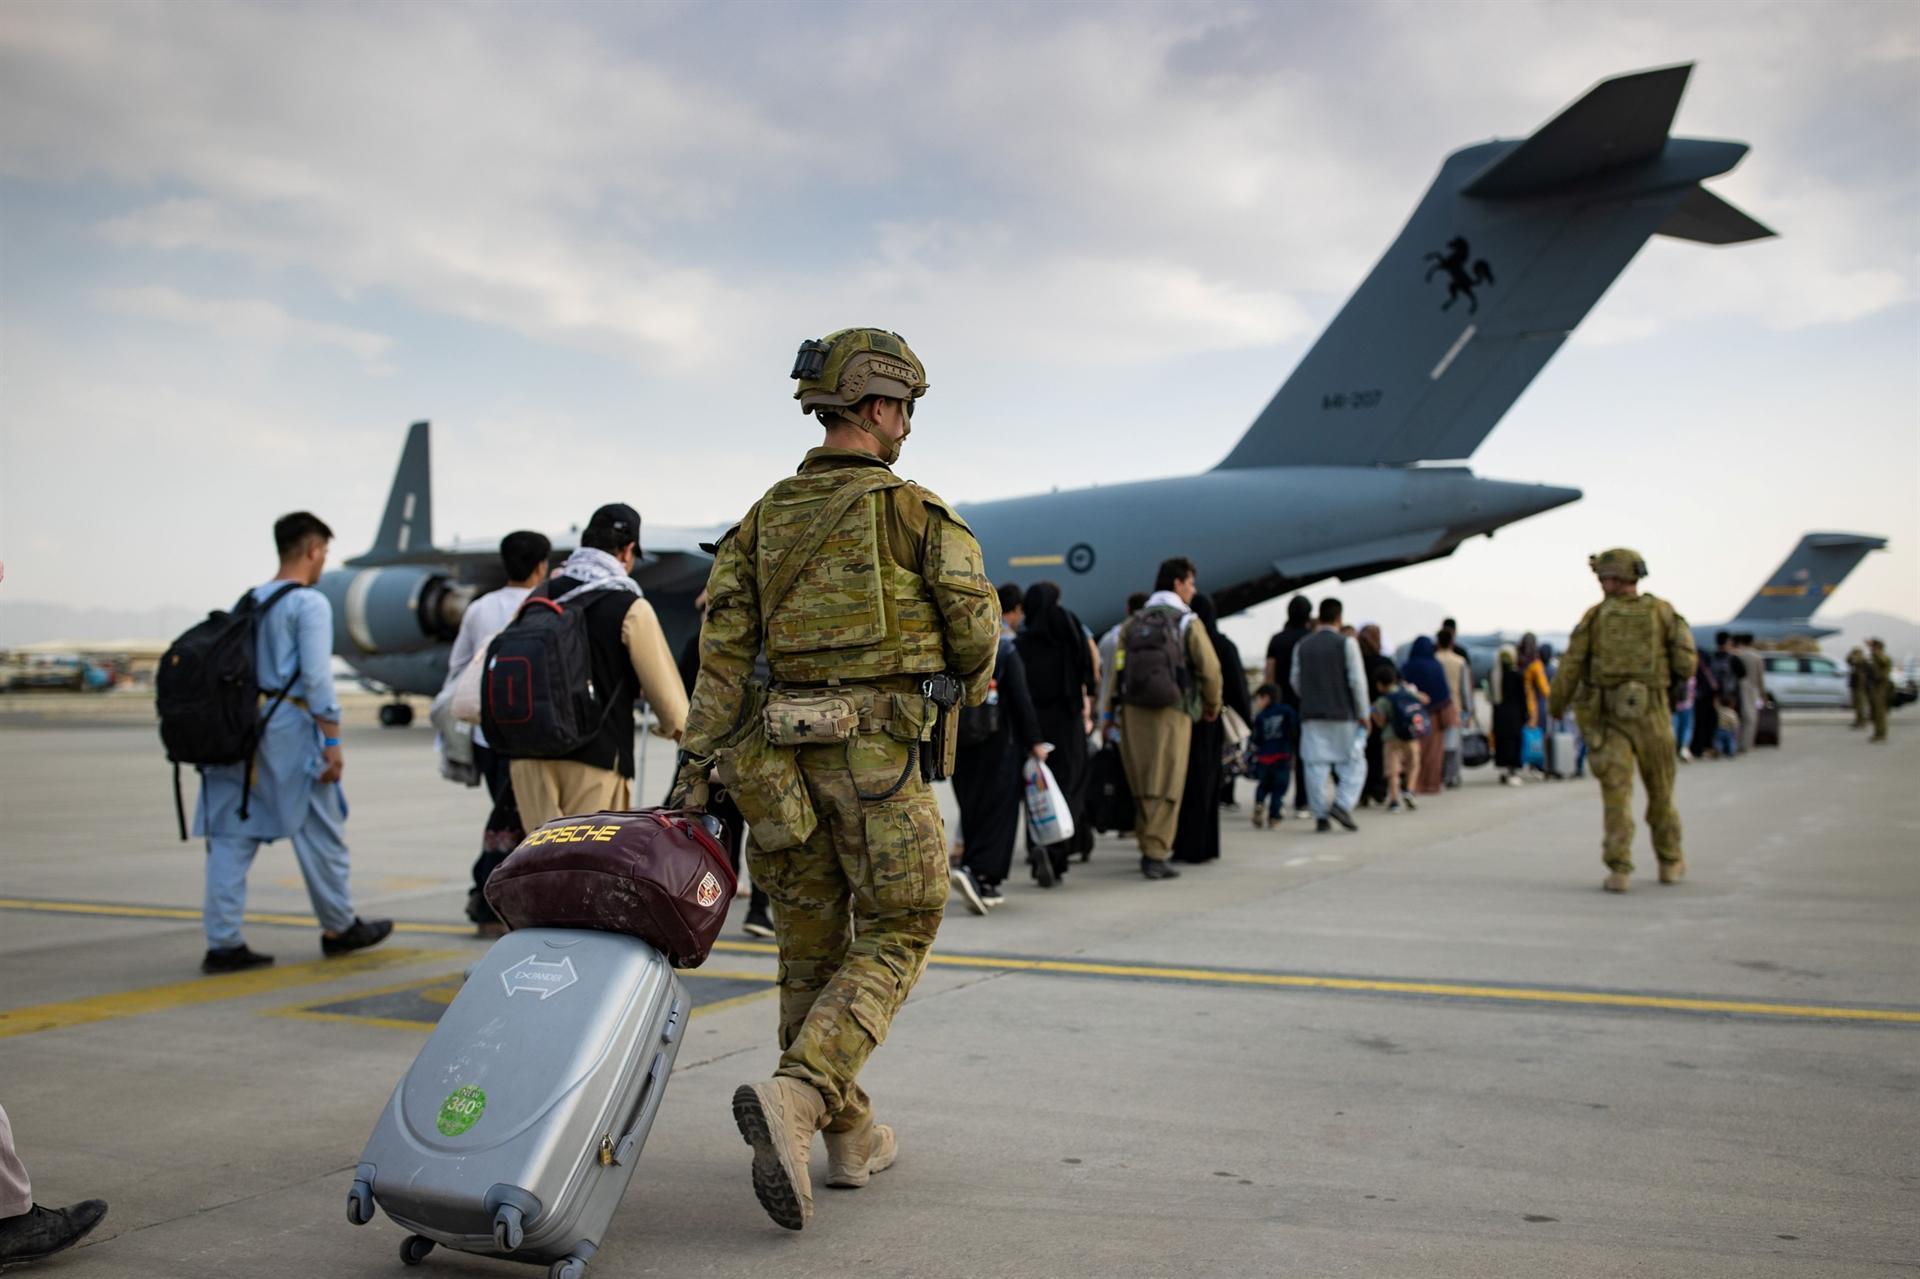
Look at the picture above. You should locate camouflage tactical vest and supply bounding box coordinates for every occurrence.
[1590,596,1666,688]
[756,468,946,685]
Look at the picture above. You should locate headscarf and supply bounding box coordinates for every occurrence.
[553,546,641,601]
[1017,581,1092,702]
[1190,590,1221,651]
[1516,632,1540,671]
[1356,624,1388,689]
[1401,634,1452,707]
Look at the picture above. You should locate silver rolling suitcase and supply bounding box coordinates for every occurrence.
[1549,729,1579,778]
[347,929,689,1278]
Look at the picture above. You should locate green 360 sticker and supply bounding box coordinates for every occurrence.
[436,1085,487,1137]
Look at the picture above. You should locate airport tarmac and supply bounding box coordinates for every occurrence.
[1,705,1915,1278]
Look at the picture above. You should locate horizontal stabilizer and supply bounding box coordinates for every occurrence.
[1463,64,1691,198]
[1657,186,1775,244]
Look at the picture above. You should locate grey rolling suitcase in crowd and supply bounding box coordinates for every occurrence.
[1548,729,1579,778]
[347,928,689,1278]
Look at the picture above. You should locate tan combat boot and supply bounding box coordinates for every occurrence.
[824,1116,898,1189]
[1658,859,1687,885]
[732,1077,827,1230]
[1602,870,1630,893]
[1251,807,1267,830]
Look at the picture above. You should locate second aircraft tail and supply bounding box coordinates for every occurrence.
[1733,533,1887,623]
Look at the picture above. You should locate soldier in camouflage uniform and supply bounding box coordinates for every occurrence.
[1864,637,1893,742]
[1549,549,1698,893]
[674,328,998,1231]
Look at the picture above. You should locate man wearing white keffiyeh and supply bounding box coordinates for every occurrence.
[508,503,689,829]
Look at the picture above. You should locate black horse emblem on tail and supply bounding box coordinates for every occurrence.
[1423,237,1496,313]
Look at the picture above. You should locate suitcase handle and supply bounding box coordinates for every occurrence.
[611,1049,672,1167]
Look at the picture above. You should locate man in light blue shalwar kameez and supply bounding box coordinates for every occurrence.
[195,512,391,973]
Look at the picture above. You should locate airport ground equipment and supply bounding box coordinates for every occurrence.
[347,929,689,1278]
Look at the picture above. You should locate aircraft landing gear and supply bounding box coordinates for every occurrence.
[379,701,415,728]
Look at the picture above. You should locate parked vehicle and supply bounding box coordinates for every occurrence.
[1761,654,1850,710]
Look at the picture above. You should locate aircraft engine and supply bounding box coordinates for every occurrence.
[317,567,472,656]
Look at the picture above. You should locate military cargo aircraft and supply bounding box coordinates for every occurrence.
[318,63,1773,721]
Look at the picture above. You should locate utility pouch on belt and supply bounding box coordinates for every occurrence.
[1605,681,1650,721]
[714,683,818,853]
[765,694,859,747]
[885,692,935,744]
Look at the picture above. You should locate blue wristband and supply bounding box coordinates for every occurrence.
[323,737,341,748]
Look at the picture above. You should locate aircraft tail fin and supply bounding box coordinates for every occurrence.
[1733,533,1886,623]
[1215,64,1774,471]
[367,421,433,559]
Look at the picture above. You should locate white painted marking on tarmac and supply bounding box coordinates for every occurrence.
[1283,856,1313,867]
[1314,854,1345,862]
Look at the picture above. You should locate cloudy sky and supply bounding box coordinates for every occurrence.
[1,0,1915,654]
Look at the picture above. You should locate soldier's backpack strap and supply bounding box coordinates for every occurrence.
[760,470,903,617]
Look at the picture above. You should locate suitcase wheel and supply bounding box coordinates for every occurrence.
[548,1258,587,1279]
[346,1180,374,1227]
[493,1204,525,1253]
[400,1235,436,1266]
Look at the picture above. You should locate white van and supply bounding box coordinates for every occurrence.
[1761,654,1851,709]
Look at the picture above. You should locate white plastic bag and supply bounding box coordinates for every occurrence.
[429,682,480,786]
[1220,705,1251,748]
[1023,755,1077,848]
[449,649,487,725]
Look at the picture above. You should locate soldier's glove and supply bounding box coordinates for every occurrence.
[669,755,712,811]
[1669,678,1689,706]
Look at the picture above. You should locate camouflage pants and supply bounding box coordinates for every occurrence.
[745,729,946,1131]
[1868,688,1889,740]
[1585,709,1682,874]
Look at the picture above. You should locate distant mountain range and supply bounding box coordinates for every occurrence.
[0,601,203,648]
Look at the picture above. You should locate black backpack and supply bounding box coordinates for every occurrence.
[481,593,622,759]
[157,581,305,840]
[1120,607,1189,709]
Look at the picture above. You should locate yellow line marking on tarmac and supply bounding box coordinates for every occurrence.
[0,948,463,1039]
[911,954,1920,1023]
[0,898,474,934]
[5,898,1916,1025]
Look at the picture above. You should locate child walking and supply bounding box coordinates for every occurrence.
[1370,669,1428,811]
[1247,684,1297,828]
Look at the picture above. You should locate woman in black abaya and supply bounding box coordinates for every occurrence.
[1173,593,1230,864]
[1015,582,1097,884]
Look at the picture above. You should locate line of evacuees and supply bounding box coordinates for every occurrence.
[945,557,1503,914]
[939,561,1845,919]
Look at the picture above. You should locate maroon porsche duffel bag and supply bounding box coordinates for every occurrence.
[483,808,738,968]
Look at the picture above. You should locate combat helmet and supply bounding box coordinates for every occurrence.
[791,328,928,422]
[1588,548,1648,580]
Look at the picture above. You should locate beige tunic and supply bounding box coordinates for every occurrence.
[1118,612,1224,859]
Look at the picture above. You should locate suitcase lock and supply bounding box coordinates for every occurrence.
[598,1135,615,1166]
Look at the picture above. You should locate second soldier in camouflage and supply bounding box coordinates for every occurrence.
[1549,548,1698,892]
